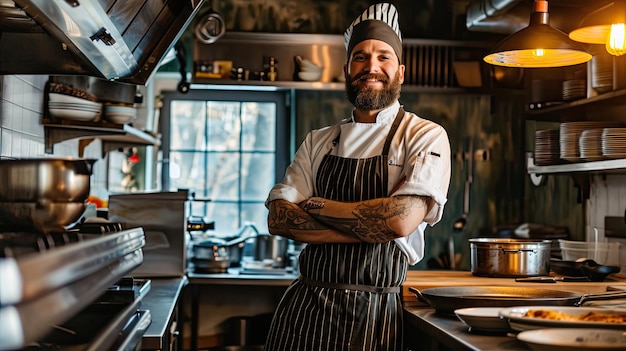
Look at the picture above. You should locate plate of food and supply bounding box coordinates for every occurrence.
[517,328,626,351]
[454,307,510,333]
[499,306,626,332]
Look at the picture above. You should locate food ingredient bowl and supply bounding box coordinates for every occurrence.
[558,239,620,265]
[0,158,95,203]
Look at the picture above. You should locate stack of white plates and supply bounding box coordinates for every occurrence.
[103,105,136,124]
[579,128,605,161]
[562,79,586,101]
[48,93,102,121]
[534,129,560,165]
[602,127,626,158]
[560,122,616,162]
[591,54,613,93]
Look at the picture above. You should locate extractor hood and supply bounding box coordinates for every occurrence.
[0,0,205,85]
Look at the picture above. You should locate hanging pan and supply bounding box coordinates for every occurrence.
[194,9,225,44]
[409,286,626,316]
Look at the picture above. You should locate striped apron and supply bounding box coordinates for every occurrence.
[265,109,407,351]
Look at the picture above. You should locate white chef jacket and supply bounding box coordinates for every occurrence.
[266,101,451,265]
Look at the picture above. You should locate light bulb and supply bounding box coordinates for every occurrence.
[606,23,626,56]
[532,48,545,58]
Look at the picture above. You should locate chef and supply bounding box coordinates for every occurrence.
[264,3,451,350]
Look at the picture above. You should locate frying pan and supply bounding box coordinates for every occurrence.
[408,286,626,316]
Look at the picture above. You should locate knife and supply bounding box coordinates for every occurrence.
[515,276,591,283]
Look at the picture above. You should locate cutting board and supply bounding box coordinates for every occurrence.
[402,270,626,302]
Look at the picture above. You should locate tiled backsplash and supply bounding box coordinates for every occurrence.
[0,74,107,192]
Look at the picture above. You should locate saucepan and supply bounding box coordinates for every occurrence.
[409,286,626,316]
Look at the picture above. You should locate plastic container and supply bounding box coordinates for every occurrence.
[558,239,621,265]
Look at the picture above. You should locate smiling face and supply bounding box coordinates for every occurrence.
[344,39,405,112]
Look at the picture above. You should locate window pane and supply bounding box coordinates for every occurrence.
[170,101,207,149]
[203,202,240,235]
[169,151,206,191]
[242,203,269,234]
[241,102,276,151]
[241,153,275,201]
[207,101,241,151]
[206,152,240,201]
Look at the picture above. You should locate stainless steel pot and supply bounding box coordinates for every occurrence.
[0,158,96,203]
[249,234,288,268]
[470,238,552,277]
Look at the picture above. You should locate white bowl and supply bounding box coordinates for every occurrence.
[298,71,322,82]
[104,105,136,124]
[454,307,510,333]
[49,108,99,121]
[49,93,100,107]
[517,328,626,351]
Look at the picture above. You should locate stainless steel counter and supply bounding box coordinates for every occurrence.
[141,276,188,350]
[187,268,297,351]
[187,267,298,286]
[403,302,530,351]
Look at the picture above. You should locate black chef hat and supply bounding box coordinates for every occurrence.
[344,3,402,62]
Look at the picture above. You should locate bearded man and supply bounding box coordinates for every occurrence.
[264,3,451,350]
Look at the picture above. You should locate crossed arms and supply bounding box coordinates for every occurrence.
[267,195,429,244]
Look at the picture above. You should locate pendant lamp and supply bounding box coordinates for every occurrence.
[483,0,592,68]
[569,1,626,56]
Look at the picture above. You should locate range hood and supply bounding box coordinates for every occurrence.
[466,0,612,35]
[0,0,205,85]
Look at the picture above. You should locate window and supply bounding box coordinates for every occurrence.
[161,88,291,235]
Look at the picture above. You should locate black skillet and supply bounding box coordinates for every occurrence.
[550,259,621,282]
[409,286,626,316]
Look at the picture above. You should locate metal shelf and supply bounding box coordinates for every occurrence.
[43,119,161,157]
[527,156,626,175]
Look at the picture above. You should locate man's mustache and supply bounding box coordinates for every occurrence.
[351,72,389,83]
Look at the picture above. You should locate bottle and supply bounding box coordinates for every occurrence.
[267,56,278,82]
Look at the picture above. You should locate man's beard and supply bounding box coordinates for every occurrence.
[345,71,401,111]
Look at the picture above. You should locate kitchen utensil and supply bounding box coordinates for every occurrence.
[517,328,626,351]
[558,239,621,265]
[470,238,552,277]
[0,158,95,203]
[409,285,626,315]
[194,9,225,44]
[454,307,510,333]
[453,140,472,232]
[550,259,621,281]
[514,276,591,283]
[500,306,626,332]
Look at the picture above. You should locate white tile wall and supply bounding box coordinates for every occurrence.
[0,74,107,195]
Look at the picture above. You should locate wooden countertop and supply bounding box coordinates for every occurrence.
[402,270,626,302]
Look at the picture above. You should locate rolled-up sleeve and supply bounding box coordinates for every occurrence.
[392,124,451,225]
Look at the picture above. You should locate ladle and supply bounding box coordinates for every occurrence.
[453,140,473,231]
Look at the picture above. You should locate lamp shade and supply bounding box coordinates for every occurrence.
[569,1,626,56]
[484,0,592,68]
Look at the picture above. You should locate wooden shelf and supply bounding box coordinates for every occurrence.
[43,118,160,157]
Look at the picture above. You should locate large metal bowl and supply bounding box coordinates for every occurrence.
[0,201,86,233]
[0,158,96,203]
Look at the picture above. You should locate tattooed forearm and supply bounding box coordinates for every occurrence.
[268,200,328,239]
[307,195,428,243]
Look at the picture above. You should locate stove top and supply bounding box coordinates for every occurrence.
[0,223,147,350]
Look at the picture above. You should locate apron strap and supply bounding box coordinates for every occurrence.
[298,275,401,294]
[382,107,405,156]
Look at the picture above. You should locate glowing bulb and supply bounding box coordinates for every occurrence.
[606,23,626,56]
[532,48,545,58]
